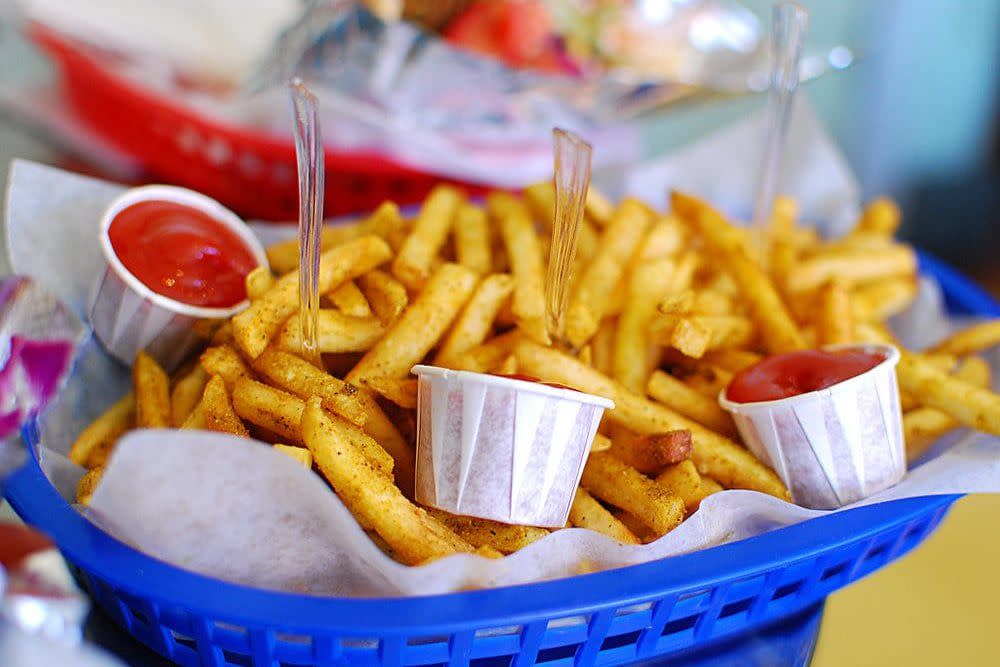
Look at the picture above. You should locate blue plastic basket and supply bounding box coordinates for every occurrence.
[4,251,997,667]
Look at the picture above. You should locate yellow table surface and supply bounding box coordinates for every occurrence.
[812,493,1000,665]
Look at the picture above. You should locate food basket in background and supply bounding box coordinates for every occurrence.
[5,253,996,667]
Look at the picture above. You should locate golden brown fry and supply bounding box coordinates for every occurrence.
[896,350,1000,435]
[638,217,686,260]
[566,199,653,347]
[581,451,685,536]
[591,317,617,376]
[171,366,208,427]
[699,476,724,496]
[453,203,492,275]
[393,185,464,290]
[446,330,522,373]
[357,270,409,325]
[652,314,755,358]
[181,401,206,430]
[428,509,549,554]
[360,376,418,409]
[516,340,788,498]
[851,279,918,321]
[855,197,901,236]
[76,466,104,505]
[647,370,736,436]
[245,266,275,301]
[586,186,616,227]
[200,345,252,392]
[608,428,693,474]
[328,280,372,318]
[591,432,612,453]
[273,444,313,468]
[278,311,385,354]
[702,349,762,374]
[816,280,854,347]
[234,236,392,359]
[495,354,518,375]
[671,191,805,354]
[931,320,1000,357]
[69,393,135,468]
[614,257,674,392]
[434,274,513,366]
[490,192,550,344]
[655,460,703,513]
[569,488,640,545]
[199,375,249,437]
[134,351,170,428]
[301,398,472,564]
[347,263,478,384]
[231,377,305,444]
[787,245,917,293]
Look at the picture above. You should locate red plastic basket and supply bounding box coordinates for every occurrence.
[29,25,493,221]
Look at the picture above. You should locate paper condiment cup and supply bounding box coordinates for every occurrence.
[718,344,905,509]
[412,365,614,527]
[89,185,267,371]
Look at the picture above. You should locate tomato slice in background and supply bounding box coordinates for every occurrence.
[444,1,570,74]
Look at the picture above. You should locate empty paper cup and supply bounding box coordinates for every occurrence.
[718,344,905,509]
[89,185,267,371]
[412,365,614,527]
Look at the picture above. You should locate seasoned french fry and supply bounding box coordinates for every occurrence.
[581,451,685,536]
[614,257,674,392]
[301,398,472,564]
[211,321,234,345]
[855,197,901,236]
[647,370,735,436]
[816,280,854,346]
[495,354,518,375]
[638,217,685,260]
[393,185,464,290]
[608,427,693,474]
[76,466,104,505]
[231,377,306,444]
[566,198,653,347]
[591,317,617,376]
[896,351,1000,435]
[434,274,513,366]
[171,366,209,427]
[490,193,550,344]
[682,367,733,399]
[585,186,615,228]
[699,476,724,495]
[453,203,492,275]
[931,320,1000,357]
[273,444,313,468]
[591,432,612,453]
[234,235,392,359]
[181,401,206,430]
[245,266,275,301]
[655,460,703,513]
[360,377,418,409]
[569,488,640,545]
[200,345,252,392]
[347,263,478,384]
[134,351,170,428]
[851,279,918,321]
[446,330,521,373]
[702,349,762,374]
[523,181,555,227]
[278,311,385,354]
[652,314,755,358]
[428,509,549,554]
[787,245,917,293]
[516,340,788,498]
[328,280,372,317]
[69,393,135,467]
[358,270,409,325]
[199,375,249,437]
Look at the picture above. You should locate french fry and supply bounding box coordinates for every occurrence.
[581,451,685,536]
[245,266,275,301]
[428,509,549,554]
[171,365,209,427]
[347,263,478,384]
[134,351,170,428]
[786,245,917,293]
[591,317,617,376]
[181,401,206,430]
[682,367,733,399]
[273,444,313,468]
[896,351,1000,435]
[591,432,612,453]
[516,340,789,498]
[200,345,252,392]
[328,280,372,317]
[608,427,693,474]
[699,476,724,495]
[495,354,518,375]
[614,257,674,392]
[446,330,521,373]
[277,311,385,354]
[523,181,555,227]
[647,370,736,436]
[566,198,653,347]
[568,488,640,545]
[702,349,762,374]
[434,274,513,366]
[301,398,472,564]
[585,186,615,228]
[930,320,1000,357]
[816,280,854,346]
[76,466,104,505]
[490,193,550,344]
[69,393,135,467]
[637,217,685,260]
[199,375,249,437]
[655,460,703,513]
[358,270,409,325]
[393,185,464,290]
[614,511,658,543]
[652,314,755,358]
[855,197,901,236]
[234,235,392,359]
[360,377,418,409]
[851,279,918,321]
[453,203,492,275]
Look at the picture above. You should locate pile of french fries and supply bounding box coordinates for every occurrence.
[70,184,1000,566]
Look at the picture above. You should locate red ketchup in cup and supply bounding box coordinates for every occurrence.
[726,349,886,403]
[108,200,258,308]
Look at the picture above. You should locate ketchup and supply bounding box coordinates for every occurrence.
[491,373,579,392]
[109,200,258,308]
[726,349,885,403]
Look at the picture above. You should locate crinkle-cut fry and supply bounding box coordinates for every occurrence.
[200,345,252,392]
[569,488,640,545]
[134,351,170,428]
[516,340,788,498]
[647,370,736,436]
[357,270,409,325]
[302,398,472,565]
[393,185,464,290]
[453,203,492,275]
[614,257,675,392]
[446,330,521,373]
[702,349,762,374]
[427,509,549,554]
[581,451,685,536]
[652,314,755,359]
[360,376,418,409]
[70,393,135,467]
[855,197,901,236]
[76,466,104,505]
[566,198,653,347]
[348,263,478,384]
[171,365,209,427]
[896,350,1000,435]
[489,192,550,344]
[607,427,693,474]
[328,280,372,317]
[277,310,385,354]
[434,274,514,366]
[787,245,917,293]
[931,320,1000,357]
[273,444,313,468]
[234,235,392,359]
[655,460,703,513]
[671,191,805,355]
[851,278,918,321]
[816,279,854,346]
[245,266,276,301]
[199,374,249,437]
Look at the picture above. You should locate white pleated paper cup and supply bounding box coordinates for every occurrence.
[718,344,905,510]
[412,365,614,527]
[89,185,267,371]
